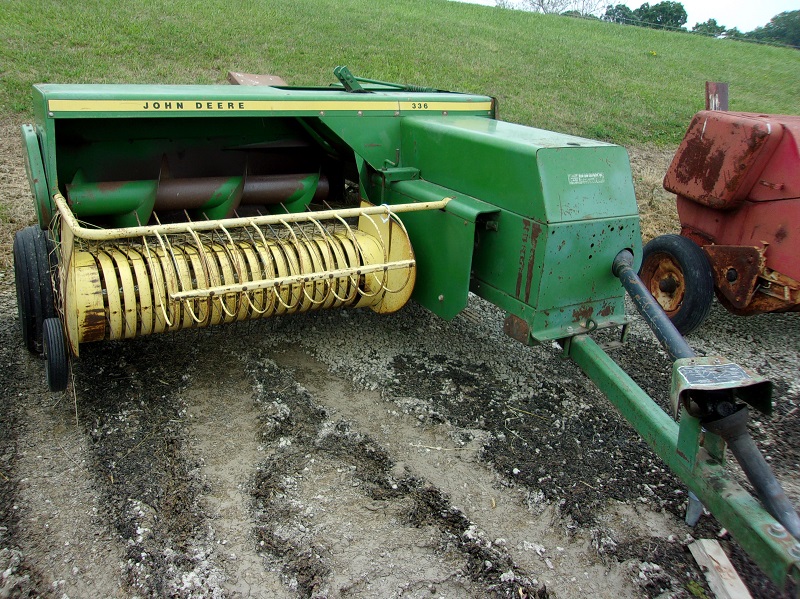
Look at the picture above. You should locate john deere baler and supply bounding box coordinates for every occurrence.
[13,68,800,591]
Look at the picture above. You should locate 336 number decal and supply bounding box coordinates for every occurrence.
[410,102,429,110]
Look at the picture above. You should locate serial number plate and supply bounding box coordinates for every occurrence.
[677,363,751,386]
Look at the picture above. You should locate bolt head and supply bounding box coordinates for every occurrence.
[769,522,787,537]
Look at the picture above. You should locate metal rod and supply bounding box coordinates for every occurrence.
[170,260,415,301]
[612,249,694,361]
[54,193,452,241]
[704,406,800,540]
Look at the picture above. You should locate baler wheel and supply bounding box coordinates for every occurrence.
[639,234,714,335]
[13,226,57,353]
[42,317,69,392]
[12,231,36,352]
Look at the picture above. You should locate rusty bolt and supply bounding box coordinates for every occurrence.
[769,523,787,537]
[726,268,738,283]
[790,544,800,560]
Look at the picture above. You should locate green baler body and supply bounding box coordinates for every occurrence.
[26,81,639,343]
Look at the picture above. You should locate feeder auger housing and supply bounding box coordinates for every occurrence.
[14,68,800,591]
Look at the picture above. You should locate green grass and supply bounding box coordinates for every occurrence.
[0,0,798,146]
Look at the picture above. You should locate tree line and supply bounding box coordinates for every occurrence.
[494,1,800,48]
[602,2,799,47]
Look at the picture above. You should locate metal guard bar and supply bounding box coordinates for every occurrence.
[170,260,415,301]
[53,193,452,240]
[566,333,800,591]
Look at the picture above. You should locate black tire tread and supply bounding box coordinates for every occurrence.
[43,317,69,392]
[13,231,36,351]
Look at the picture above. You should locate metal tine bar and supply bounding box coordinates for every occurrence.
[171,259,415,301]
[54,192,451,241]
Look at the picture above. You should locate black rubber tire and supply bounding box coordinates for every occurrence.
[12,226,57,353]
[32,227,57,321]
[12,231,36,351]
[639,234,714,335]
[42,317,69,392]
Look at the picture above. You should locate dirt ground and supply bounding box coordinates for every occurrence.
[1,116,798,599]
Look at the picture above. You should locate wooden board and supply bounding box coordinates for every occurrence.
[689,539,752,599]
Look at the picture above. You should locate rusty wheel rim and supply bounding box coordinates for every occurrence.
[641,252,685,315]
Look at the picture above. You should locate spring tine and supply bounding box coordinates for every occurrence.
[277,219,311,309]
[332,213,370,297]
[306,215,338,305]
[181,245,206,325]
[249,223,283,313]
[327,234,358,304]
[142,235,173,329]
[217,222,248,318]
[187,228,216,326]
[294,219,329,306]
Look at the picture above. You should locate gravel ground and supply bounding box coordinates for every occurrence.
[1,116,798,599]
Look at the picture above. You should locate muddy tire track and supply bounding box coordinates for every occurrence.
[248,353,540,597]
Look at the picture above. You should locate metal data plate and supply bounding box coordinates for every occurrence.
[677,362,751,387]
[670,356,772,417]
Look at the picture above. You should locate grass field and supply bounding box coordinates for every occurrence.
[1,0,798,146]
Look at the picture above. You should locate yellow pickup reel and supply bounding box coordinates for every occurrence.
[23,196,449,391]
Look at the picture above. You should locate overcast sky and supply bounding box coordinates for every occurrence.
[452,0,797,32]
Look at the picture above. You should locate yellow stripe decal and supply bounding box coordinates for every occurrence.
[47,99,492,114]
[398,101,492,112]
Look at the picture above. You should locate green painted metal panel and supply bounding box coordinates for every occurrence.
[20,124,50,227]
[400,116,623,221]
[319,116,403,172]
[535,217,640,312]
[369,178,498,320]
[470,212,639,341]
[537,145,638,222]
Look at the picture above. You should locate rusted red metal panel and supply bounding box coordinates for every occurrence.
[748,115,800,202]
[703,245,763,309]
[678,198,800,283]
[664,111,785,210]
